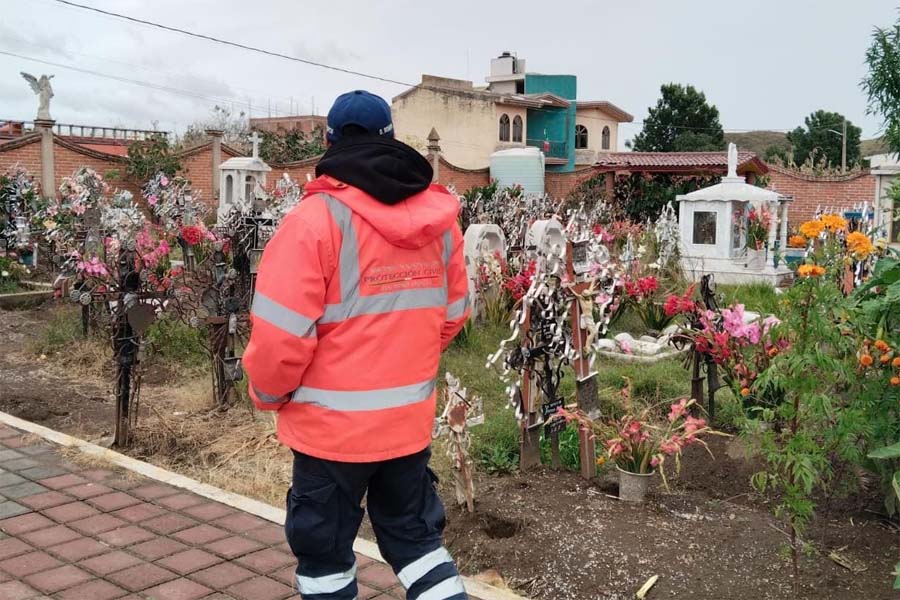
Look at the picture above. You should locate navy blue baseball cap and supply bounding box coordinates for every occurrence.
[326,90,394,143]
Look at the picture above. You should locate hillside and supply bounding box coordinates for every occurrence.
[725,131,888,159]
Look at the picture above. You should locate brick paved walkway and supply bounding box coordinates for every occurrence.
[0,424,482,600]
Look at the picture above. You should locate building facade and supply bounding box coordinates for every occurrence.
[391,53,632,172]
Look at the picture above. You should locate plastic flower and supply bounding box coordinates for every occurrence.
[820,214,848,233]
[180,225,203,246]
[797,264,825,278]
[799,220,825,239]
[846,231,874,259]
[788,235,807,248]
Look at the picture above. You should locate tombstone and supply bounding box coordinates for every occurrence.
[463,224,506,320]
[217,132,272,224]
[526,218,567,274]
[677,144,792,286]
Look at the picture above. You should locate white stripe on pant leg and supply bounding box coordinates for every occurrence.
[397,547,454,589]
[415,575,467,600]
[295,563,357,595]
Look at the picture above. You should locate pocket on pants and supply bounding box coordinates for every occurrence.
[285,473,339,557]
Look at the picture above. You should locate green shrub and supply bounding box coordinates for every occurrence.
[470,411,519,474]
[145,317,208,369]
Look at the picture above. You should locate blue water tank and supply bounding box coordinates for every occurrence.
[489,147,545,194]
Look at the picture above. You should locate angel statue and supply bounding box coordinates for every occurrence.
[21,73,54,120]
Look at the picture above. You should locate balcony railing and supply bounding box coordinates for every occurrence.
[525,138,568,160]
[0,119,170,141]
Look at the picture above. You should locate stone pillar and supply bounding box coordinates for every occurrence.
[34,119,55,197]
[206,129,224,201]
[779,199,790,255]
[427,127,441,184]
[766,201,778,252]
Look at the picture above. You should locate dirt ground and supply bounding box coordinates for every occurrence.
[1,303,898,600]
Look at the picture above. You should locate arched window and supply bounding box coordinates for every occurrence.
[244,175,255,201]
[224,174,234,204]
[601,126,611,150]
[512,115,523,143]
[575,124,588,149]
[499,114,511,142]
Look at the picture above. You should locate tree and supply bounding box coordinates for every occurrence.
[126,135,181,182]
[179,105,250,152]
[863,16,900,156]
[785,110,861,168]
[631,84,726,152]
[258,128,327,164]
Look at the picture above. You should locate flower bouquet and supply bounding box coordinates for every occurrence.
[560,384,715,502]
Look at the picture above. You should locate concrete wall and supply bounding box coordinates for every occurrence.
[525,74,577,172]
[574,107,620,164]
[392,85,499,170]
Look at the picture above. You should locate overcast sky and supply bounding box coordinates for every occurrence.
[1,0,896,148]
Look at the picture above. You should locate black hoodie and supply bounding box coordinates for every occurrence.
[315,136,434,205]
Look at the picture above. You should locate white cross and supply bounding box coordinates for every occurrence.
[250,132,261,158]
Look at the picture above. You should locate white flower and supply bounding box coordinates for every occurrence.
[1,271,9,277]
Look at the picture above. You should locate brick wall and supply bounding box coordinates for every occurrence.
[269,156,321,188]
[0,136,43,185]
[432,156,490,191]
[766,165,876,224]
[545,167,597,199]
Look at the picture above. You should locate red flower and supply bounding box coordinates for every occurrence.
[180,225,203,246]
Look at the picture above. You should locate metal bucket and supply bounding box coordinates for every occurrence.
[617,467,655,503]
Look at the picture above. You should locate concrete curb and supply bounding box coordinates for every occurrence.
[0,410,527,600]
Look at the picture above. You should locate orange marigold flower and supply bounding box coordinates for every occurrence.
[596,455,606,467]
[820,214,848,233]
[798,264,826,278]
[846,231,874,259]
[875,339,890,352]
[799,220,825,239]
[740,388,751,397]
[881,353,892,364]
[768,347,779,358]
[788,235,807,248]
[892,376,900,386]
[860,354,874,367]
[893,357,900,368]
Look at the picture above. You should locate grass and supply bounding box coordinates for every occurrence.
[718,283,782,317]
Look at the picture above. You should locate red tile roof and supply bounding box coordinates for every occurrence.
[594,151,768,174]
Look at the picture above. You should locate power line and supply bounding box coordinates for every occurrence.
[0,49,265,117]
[32,0,874,139]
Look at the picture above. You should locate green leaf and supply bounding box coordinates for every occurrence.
[894,472,900,504]
[894,561,900,590]
[868,441,900,460]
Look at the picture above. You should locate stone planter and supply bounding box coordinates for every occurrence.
[617,466,655,503]
[746,248,766,270]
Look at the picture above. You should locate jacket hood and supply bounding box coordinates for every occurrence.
[306,177,460,250]
[315,136,433,205]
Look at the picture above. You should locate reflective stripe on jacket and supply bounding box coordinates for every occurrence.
[243,175,470,462]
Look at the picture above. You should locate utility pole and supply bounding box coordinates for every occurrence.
[841,119,847,174]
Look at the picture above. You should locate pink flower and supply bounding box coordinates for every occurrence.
[668,399,688,422]
[160,176,169,186]
[147,195,158,206]
[659,435,684,455]
[683,416,706,436]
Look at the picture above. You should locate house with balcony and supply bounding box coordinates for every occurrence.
[391,52,632,172]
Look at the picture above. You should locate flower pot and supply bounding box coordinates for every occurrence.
[617,466,655,503]
[745,248,766,270]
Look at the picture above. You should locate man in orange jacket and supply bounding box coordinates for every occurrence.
[243,90,471,600]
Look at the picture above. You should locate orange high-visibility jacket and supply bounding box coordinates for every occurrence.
[243,175,470,462]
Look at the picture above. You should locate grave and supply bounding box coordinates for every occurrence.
[217,132,272,224]
[462,223,506,321]
[678,143,792,286]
